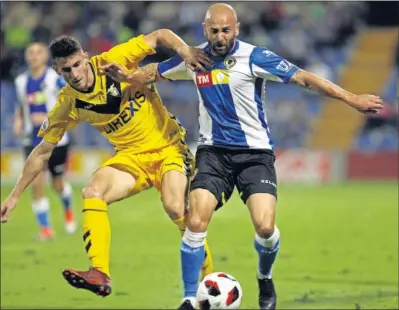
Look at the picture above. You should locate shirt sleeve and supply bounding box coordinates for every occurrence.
[249,47,299,83]
[157,54,191,80]
[99,35,156,70]
[37,89,78,144]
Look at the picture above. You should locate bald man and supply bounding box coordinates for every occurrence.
[14,42,76,240]
[100,3,383,309]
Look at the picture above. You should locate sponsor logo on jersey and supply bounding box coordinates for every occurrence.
[224,56,237,70]
[196,70,229,87]
[107,83,120,97]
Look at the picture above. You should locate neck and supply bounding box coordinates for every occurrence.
[29,66,46,78]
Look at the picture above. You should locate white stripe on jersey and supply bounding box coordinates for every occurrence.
[15,68,69,147]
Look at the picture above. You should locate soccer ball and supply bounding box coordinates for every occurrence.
[197,272,242,309]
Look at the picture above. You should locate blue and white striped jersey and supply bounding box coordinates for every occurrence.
[158,40,299,150]
[15,68,70,147]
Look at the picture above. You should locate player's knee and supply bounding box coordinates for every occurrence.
[162,195,185,220]
[256,221,276,239]
[187,213,209,233]
[82,184,104,200]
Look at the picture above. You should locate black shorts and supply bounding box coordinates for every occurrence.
[24,144,70,177]
[190,146,277,209]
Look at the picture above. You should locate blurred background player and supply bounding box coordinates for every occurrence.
[13,41,76,240]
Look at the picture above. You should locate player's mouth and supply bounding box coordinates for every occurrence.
[73,78,83,86]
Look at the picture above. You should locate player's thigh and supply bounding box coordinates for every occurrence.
[235,150,278,237]
[48,144,69,178]
[48,144,69,192]
[187,146,235,231]
[161,170,189,220]
[247,193,277,238]
[84,165,136,205]
[159,141,194,219]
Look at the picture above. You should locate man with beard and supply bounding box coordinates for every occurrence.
[99,4,383,309]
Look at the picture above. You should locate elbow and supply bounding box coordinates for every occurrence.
[154,29,175,42]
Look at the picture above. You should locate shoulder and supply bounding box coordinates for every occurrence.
[57,85,75,104]
[249,46,281,65]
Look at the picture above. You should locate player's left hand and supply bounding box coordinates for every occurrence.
[347,94,384,114]
[180,47,213,72]
[99,63,130,83]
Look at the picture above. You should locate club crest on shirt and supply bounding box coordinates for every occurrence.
[41,118,49,131]
[107,83,120,97]
[224,56,237,70]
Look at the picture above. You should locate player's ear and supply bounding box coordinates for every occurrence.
[52,62,61,75]
[202,22,207,37]
[83,51,89,59]
[235,22,240,37]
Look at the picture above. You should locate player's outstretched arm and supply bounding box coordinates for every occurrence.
[143,29,213,72]
[289,69,384,114]
[99,62,161,86]
[1,140,56,223]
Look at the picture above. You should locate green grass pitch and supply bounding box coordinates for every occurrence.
[1,181,398,309]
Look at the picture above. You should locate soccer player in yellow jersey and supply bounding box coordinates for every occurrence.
[0,29,214,297]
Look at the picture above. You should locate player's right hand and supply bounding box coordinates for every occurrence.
[98,63,130,83]
[1,197,17,223]
[181,47,213,72]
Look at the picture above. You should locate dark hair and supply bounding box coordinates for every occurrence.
[27,41,48,49]
[49,36,82,59]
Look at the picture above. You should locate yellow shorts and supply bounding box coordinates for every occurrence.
[100,140,194,195]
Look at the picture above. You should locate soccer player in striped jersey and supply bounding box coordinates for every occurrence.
[99,4,383,309]
[14,42,75,240]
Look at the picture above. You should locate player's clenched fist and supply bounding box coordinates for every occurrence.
[1,197,17,223]
[347,94,384,114]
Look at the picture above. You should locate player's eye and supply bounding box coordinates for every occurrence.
[211,29,218,34]
[62,68,71,73]
[73,62,81,68]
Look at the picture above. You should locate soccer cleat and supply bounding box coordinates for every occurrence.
[200,239,214,280]
[64,220,77,234]
[37,227,54,241]
[62,267,112,297]
[177,300,195,310]
[258,277,277,310]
